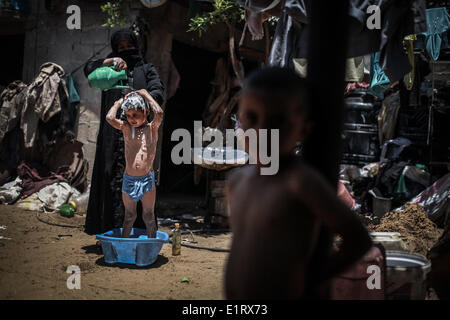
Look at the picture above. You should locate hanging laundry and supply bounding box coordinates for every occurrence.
[20,62,70,148]
[377,91,401,145]
[368,52,390,99]
[268,0,427,82]
[345,56,365,82]
[0,80,27,146]
[421,7,450,61]
[403,35,417,90]
[246,9,264,41]
[64,74,81,128]
[268,8,302,68]
[293,58,307,78]
[292,56,365,82]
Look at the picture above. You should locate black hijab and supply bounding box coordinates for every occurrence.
[110,28,144,70]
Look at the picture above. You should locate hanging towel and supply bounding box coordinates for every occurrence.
[421,7,450,60]
[368,52,390,99]
[64,74,80,128]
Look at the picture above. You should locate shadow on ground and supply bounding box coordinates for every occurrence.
[82,244,103,255]
[94,254,169,269]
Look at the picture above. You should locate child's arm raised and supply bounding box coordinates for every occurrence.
[136,89,164,129]
[106,98,125,130]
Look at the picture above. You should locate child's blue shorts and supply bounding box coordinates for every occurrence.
[122,171,155,202]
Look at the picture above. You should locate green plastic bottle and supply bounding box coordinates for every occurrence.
[87,66,131,91]
[60,203,75,218]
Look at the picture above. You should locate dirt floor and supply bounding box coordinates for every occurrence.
[0,205,231,300]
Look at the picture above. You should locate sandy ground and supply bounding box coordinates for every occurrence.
[0,205,231,300]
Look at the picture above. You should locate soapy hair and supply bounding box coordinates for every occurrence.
[121,92,149,112]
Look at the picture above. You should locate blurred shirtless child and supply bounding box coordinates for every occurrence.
[225,67,372,299]
[106,89,163,238]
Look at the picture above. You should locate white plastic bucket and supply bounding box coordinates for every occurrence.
[386,251,431,300]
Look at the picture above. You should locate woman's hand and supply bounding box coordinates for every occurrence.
[113,57,127,70]
[103,57,127,70]
[135,89,153,101]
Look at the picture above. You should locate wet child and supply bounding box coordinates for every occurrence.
[106,89,163,238]
[225,67,372,299]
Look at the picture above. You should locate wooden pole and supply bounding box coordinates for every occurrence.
[303,1,350,188]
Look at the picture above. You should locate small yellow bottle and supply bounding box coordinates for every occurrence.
[172,223,181,256]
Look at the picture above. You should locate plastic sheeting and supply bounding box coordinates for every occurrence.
[15,181,80,212]
[37,182,80,211]
[399,173,450,226]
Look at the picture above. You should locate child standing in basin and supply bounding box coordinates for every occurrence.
[106,89,163,238]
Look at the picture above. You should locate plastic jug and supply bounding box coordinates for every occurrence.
[71,192,90,215]
[88,66,130,90]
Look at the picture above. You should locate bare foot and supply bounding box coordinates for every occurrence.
[147,227,156,239]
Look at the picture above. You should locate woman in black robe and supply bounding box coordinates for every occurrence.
[83,28,165,235]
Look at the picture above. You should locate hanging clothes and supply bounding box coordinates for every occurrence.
[20,62,70,148]
[403,35,417,90]
[246,9,264,41]
[64,74,81,128]
[421,7,450,61]
[368,52,390,99]
[377,90,401,145]
[345,56,365,82]
[0,80,27,146]
[292,57,308,78]
[268,7,303,68]
[268,0,427,82]
[292,56,365,81]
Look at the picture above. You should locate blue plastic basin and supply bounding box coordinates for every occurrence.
[96,228,169,266]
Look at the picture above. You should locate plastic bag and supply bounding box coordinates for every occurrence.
[37,182,80,211]
[398,173,450,225]
[0,177,22,204]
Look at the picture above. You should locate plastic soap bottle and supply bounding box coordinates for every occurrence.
[172,223,181,256]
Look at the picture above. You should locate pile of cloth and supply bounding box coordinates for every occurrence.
[0,62,88,209]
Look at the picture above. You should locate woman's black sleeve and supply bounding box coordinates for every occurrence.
[83,58,105,78]
[145,64,165,106]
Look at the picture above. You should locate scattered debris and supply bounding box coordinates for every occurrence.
[0,177,22,204]
[181,277,190,283]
